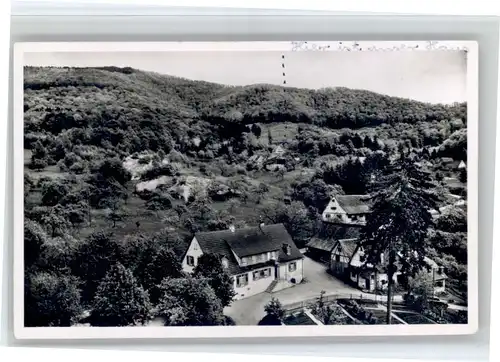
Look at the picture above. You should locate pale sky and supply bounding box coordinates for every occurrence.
[24,49,467,104]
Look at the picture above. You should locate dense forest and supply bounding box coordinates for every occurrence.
[23,66,468,327]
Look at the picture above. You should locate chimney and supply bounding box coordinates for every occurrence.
[229,224,235,232]
[283,243,291,256]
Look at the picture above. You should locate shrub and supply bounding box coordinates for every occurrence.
[264,298,285,321]
[141,164,176,181]
[146,192,173,210]
[29,158,48,170]
[90,263,152,326]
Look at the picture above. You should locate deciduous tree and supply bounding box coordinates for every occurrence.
[258,298,285,325]
[25,272,83,327]
[41,180,70,206]
[72,232,120,303]
[193,253,236,307]
[91,263,152,326]
[133,243,183,304]
[24,220,47,268]
[157,277,225,326]
[261,201,315,246]
[406,270,434,312]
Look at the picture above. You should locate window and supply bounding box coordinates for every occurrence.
[326,214,331,219]
[253,268,271,280]
[236,274,248,287]
[186,255,195,266]
[241,257,247,266]
[435,280,444,287]
[288,262,297,272]
[335,255,341,262]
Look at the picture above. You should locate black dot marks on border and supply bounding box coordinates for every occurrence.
[281,54,287,85]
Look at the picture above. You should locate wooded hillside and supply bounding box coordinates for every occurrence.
[23,66,468,327]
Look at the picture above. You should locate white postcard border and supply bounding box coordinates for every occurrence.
[12,41,479,339]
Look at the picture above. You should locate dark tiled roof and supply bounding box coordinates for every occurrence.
[306,238,336,252]
[194,223,302,275]
[336,195,371,215]
[336,238,359,258]
[226,232,277,257]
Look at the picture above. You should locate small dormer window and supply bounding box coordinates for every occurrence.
[282,243,292,256]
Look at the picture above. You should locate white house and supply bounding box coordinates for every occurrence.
[272,145,286,157]
[181,223,304,300]
[329,239,447,293]
[321,195,372,225]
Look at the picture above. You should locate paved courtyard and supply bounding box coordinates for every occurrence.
[224,256,360,325]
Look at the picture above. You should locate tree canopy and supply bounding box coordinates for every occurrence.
[90,263,152,326]
[25,272,83,327]
[193,253,236,307]
[157,277,225,326]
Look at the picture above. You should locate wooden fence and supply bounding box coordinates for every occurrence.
[283,292,385,313]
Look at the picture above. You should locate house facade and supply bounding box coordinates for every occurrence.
[321,195,371,225]
[329,239,447,293]
[181,223,304,300]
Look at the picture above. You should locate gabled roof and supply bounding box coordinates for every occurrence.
[336,238,359,258]
[306,238,336,252]
[273,145,285,154]
[424,256,448,281]
[193,223,302,275]
[335,195,371,215]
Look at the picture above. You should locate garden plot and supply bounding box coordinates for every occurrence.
[283,310,317,326]
[392,311,437,325]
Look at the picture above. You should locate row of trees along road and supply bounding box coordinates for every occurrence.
[360,152,441,324]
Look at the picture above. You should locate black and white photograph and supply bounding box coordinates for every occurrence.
[14,41,478,338]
